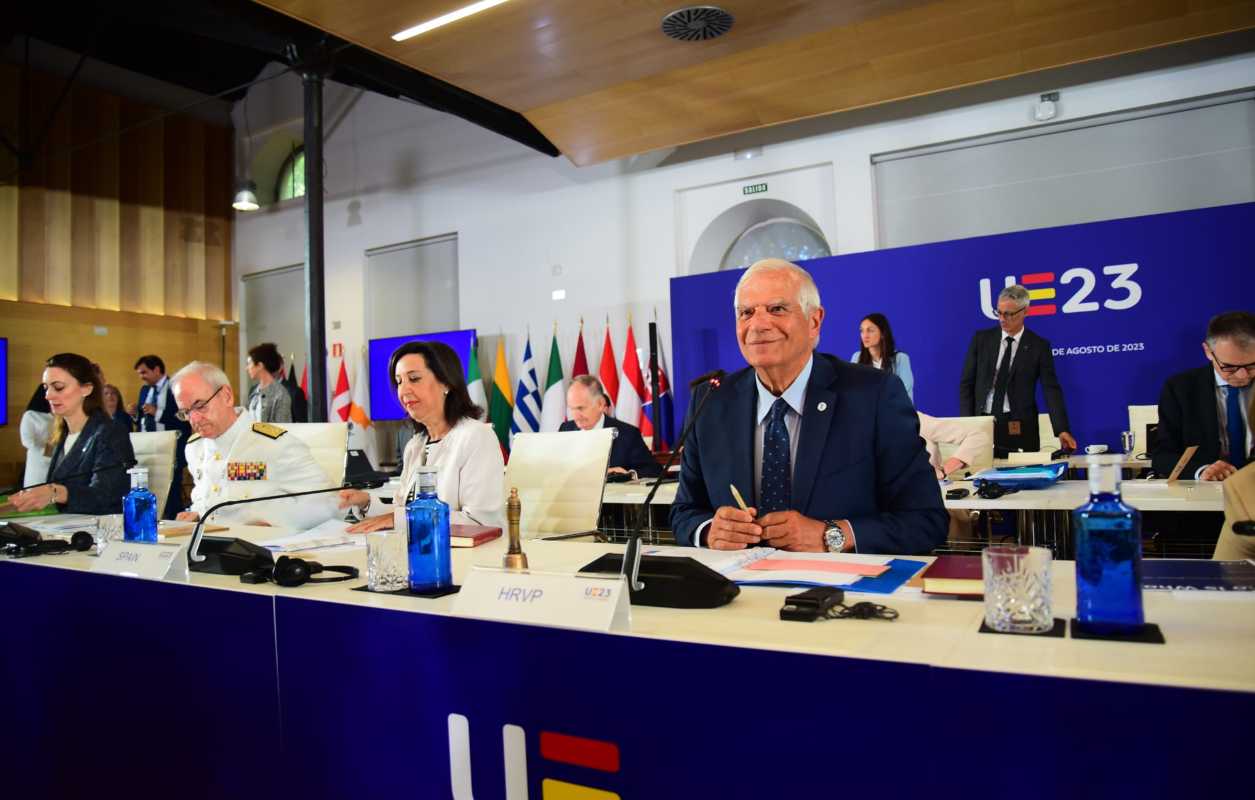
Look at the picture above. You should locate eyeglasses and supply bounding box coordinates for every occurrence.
[996,307,1026,320]
[1207,349,1255,376]
[175,385,224,421]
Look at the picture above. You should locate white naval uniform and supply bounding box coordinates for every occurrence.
[186,409,339,529]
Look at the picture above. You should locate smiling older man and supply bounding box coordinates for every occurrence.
[670,258,947,554]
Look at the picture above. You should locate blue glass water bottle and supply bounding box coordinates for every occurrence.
[123,467,159,543]
[1073,455,1144,633]
[405,466,451,591]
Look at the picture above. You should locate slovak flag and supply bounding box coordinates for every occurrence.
[642,339,675,452]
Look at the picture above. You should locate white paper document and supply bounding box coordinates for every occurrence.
[259,518,362,552]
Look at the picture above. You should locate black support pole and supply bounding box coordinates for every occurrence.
[303,68,328,422]
[648,321,661,452]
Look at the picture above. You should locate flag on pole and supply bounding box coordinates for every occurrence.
[283,352,309,423]
[539,326,566,432]
[511,335,542,438]
[571,318,589,377]
[331,357,351,422]
[300,362,309,399]
[347,347,377,464]
[466,336,487,413]
[617,323,645,433]
[489,338,513,453]
[643,330,675,451]
[598,320,619,414]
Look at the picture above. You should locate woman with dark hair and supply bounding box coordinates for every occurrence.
[340,340,504,532]
[246,342,293,423]
[9,353,135,514]
[851,313,914,402]
[19,384,54,487]
[102,383,135,433]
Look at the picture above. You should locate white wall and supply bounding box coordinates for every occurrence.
[232,51,1255,402]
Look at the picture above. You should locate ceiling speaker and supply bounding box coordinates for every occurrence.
[661,6,735,42]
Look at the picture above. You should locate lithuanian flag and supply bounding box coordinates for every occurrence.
[489,337,513,453]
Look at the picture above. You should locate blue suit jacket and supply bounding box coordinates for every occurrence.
[670,353,947,554]
[559,416,662,478]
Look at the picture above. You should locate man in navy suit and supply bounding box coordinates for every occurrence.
[670,259,946,554]
[128,354,192,517]
[559,375,662,479]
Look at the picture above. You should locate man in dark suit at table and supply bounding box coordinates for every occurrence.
[959,284,1077,456]
[670,258,946,554]
[1153,311,1254,481]
[559,375,662,479]
[127,354,192,517]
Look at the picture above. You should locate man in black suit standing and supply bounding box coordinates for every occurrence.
[559,375,662,479]
[1154,311,1254,481]
[960,284,1077,455]
[127,354,192,517]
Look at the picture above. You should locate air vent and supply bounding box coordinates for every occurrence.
[661,6,734,42]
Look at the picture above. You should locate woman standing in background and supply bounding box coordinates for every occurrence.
[852,312,914,402]
[19,385,54,488]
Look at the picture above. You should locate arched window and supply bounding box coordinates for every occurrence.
[275,147,305,202]
[721,217,831,271]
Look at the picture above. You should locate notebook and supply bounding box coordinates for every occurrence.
[920,555,983,596]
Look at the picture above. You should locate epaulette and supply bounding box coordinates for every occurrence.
[251,422,287,440]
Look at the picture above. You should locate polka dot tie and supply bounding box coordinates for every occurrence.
[759,398,792,515]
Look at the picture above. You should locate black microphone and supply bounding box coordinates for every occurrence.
[1,458,138,496]
[186,477,385,575]
[1233,520,1255,536]
[580,370,739,608]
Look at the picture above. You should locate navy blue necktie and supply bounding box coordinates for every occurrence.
[1227,386,1247,469]
[759,398,792,515]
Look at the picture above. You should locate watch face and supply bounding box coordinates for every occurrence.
[824,525,844,552]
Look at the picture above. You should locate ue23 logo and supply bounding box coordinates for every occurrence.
[979,263,1143,320]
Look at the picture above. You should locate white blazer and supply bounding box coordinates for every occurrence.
[395,417,506,530]
[20,410,54,488]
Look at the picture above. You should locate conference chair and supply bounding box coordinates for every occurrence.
[1128,405,1159,460]
[130,431,178,513]
[282,422,349,486]
[506,430,613,539]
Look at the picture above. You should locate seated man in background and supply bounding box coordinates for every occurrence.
[670,258,947,554]
[1154,311,1254,481]
[172,361,340,529]
[560,375,662,479]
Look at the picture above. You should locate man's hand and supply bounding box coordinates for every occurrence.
[176,511,199,522]
[125,402,138,417]
[347,513,394,534]
[758,510,826,551]
[141,403,157,416]
[337,489,370,510]
[706,505,761,550]
[1058,432,1078,451]
[1200,460,1238,481]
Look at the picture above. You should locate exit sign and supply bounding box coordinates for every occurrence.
[742,183,768,195]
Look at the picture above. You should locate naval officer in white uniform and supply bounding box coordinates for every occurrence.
[171,361,339,529]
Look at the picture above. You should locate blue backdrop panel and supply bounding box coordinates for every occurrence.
[368,328,477,421]
[274,597,931,799]
[670,203,1255,448]
[0,563,281,799]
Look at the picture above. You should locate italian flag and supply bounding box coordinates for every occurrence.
[489,337,513,453]
[539,330,566,432]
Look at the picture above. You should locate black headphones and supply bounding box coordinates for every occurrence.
[240,555,359,587]
[973,480,1021,500]
[1,527,94,557]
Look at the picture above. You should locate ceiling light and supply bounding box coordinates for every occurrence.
[392,0,511,42]
[233,180,260,212]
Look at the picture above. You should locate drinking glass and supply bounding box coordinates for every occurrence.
[94,514,125,555]
[982,545,1053,633]
[367,530,409,592]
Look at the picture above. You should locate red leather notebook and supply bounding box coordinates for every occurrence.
[451,524,502,548]
[921,555,983,596]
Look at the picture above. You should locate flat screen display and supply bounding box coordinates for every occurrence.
[367,329,477,421]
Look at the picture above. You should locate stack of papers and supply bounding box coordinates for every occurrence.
[643,545,899,589]
[259,519,363,553]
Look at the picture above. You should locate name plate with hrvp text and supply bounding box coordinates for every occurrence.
[90,541,189,582]
[453,567,630,632]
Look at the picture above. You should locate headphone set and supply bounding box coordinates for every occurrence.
[240,555,359,587]
[1,523,95,557]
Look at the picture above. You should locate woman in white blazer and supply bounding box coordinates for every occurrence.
[341,341,505,531]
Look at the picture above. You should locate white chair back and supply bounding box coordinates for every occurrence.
[1128,405,1159,459]
[933,415,995,473]
[1037,413,1060,453]
[281,422,348,486]
[505,430,613,538]
[130,431,178,512]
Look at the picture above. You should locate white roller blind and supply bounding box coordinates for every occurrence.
[365,234,459,339]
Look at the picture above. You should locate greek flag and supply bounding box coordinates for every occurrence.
[510,335,542,438]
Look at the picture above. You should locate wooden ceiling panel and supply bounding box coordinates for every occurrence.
[253,0,1255,165]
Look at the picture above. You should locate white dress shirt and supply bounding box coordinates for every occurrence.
[143,376,171,431]
[983,328,1024,414]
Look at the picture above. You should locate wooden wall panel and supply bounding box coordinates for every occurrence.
[7,68,231,320]
[0,299,240,486]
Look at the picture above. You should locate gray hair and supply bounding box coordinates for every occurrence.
[1205,311,1255,349]
[170,361,231,393]
[569,374,609,405]
[733,258,822,316]
[998,284,1031,309]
